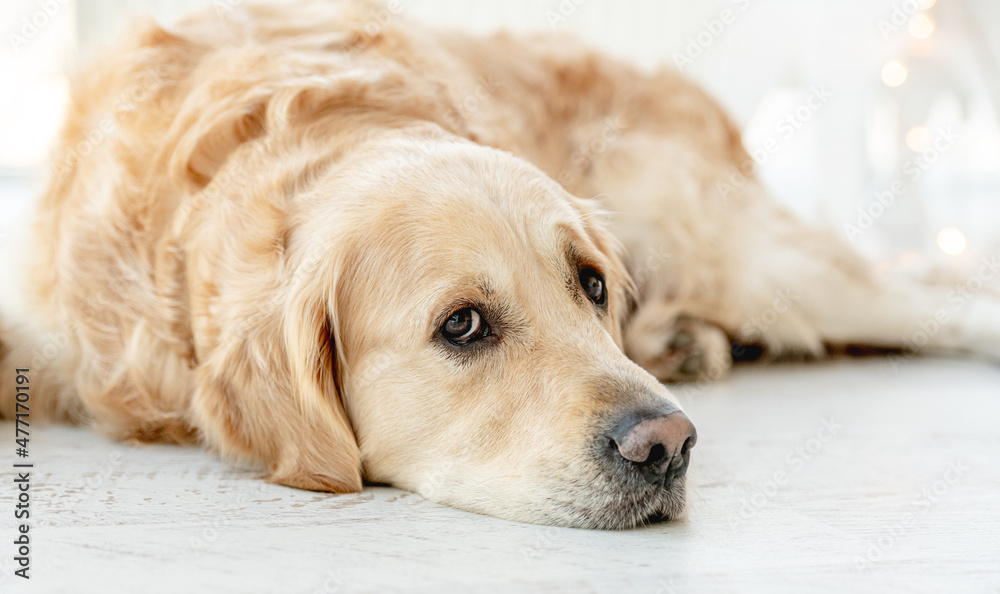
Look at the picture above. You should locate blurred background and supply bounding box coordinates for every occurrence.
[1,0,998,266]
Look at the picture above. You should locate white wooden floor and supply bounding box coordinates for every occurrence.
[2,358,999,593]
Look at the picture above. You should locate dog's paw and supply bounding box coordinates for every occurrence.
[626,314,732,383]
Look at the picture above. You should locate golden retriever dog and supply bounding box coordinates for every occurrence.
[1,0,998,529]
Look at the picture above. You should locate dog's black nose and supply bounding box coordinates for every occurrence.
[609,410,697,486]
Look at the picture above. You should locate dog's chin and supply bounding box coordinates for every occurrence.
[575,480,688,530]
[415,468,689,529]
[522,473,689,530]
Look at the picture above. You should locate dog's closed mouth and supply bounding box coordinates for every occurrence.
[571,478,689,530]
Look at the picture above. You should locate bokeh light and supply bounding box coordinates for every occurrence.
[881,61,908,87]
[937,228,967,256]
[909,13,935,39]
[905,126,933,152]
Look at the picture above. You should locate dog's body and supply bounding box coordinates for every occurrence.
[1,0,998,528]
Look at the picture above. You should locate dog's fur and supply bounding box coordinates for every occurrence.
[1,0,998,529]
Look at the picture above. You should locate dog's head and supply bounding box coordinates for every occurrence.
[182,119,695,528]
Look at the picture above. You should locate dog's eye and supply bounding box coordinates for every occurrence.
[579,267,606,306]
[442,308,490,345]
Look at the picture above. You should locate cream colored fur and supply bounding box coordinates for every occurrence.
[1,0,998,529]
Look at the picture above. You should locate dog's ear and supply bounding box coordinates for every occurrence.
[188,234,362,493]
[276,267,362,491]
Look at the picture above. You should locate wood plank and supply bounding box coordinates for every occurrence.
[2,358,998,592]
